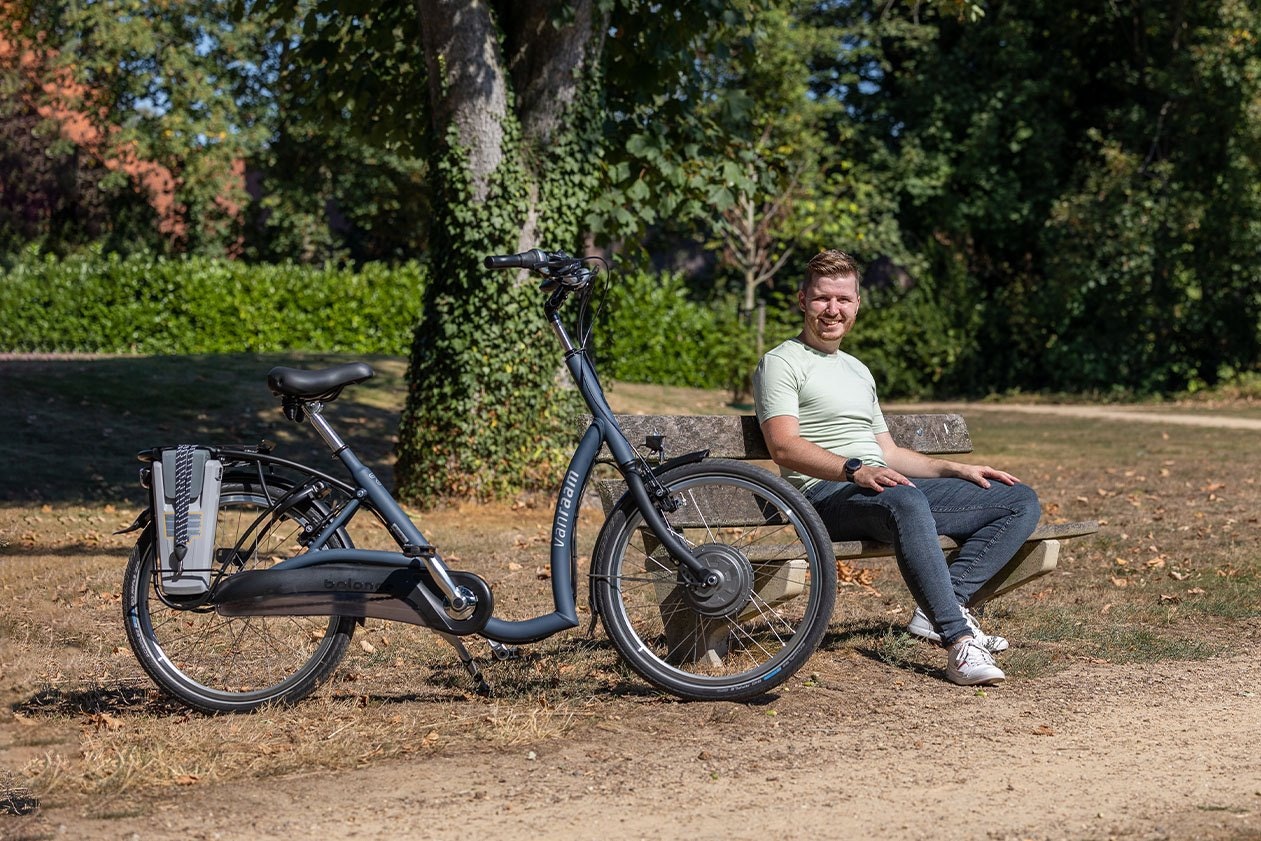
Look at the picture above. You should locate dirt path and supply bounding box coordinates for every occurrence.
[910,401,1261,431]
[24,648,1260,841]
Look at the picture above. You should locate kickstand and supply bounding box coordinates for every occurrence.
[436,632,491,697]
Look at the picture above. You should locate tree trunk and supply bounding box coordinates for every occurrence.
[395,0,602,503]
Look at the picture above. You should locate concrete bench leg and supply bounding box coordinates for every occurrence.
[970,539,1060,606]
[638,530,809,665]
[644,548,730,667]
[738,558,807,623]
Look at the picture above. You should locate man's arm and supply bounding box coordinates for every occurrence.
[760,415,850,482]
[760,415,913,491]
[760,417,1021,493]
[878,432,1022,489]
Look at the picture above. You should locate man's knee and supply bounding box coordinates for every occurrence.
[1007,482,1040,517]
[876,484,934,520]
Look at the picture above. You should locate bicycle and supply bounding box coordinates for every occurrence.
[119,248,836,712]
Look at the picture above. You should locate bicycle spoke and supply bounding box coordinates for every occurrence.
[124,488,352,711]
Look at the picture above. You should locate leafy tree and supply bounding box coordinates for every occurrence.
[0,1,163,256]
[245,1,431,265]
[821,0,1261,396]
[43,0,280,255]
[262,0,763,500]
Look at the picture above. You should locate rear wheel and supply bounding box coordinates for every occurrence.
[592,460,835,701]
[122,483,355,713]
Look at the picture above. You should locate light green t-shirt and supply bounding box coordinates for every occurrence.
[752,337,889,491]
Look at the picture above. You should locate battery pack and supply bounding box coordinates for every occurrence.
[150,447,223,596]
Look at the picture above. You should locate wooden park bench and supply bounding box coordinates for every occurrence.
[592,413,1099,616]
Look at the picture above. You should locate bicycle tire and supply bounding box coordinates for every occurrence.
[122,482,356,713]
[591,459,836,701]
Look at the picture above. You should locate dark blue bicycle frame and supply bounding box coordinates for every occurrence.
[211,294,705,646]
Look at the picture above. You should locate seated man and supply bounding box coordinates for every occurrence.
[752,249,1041,686]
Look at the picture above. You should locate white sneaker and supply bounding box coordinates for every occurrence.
[946,639,1006,686]
[907,605,1010,652]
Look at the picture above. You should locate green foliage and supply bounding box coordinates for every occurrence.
[48,0,280,255]
[591,264,971,399]
[828,0,1261,396]
[244,1,431,264]
[0,249,424,354]
[246,122,431,265]
[594,271,754,390]
[0,4,163,256]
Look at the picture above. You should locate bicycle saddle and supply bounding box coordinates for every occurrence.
[267,362,375,401]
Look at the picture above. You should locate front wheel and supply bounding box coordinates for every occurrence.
[592,459,836,701]
[122,483,356,713]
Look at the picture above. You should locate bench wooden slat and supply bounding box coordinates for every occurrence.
[832,521,1099,560]
[592,413,973,461]
[584,411,1099,604]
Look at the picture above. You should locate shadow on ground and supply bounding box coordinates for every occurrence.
[1,354,405,505]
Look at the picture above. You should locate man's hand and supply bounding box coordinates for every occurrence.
[853,464,915,493]
[949,463,1021,489]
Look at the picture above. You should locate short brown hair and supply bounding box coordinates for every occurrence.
[803,250,863,294]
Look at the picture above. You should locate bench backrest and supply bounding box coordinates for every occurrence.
[596,413,973,461]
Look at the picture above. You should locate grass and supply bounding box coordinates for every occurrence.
[1,352,1259,807]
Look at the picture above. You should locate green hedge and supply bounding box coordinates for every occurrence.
[594,270,755,390]
[0,250,425,354]
[593,269,973,398]
[1,251,971,398]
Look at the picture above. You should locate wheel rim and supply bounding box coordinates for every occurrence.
[130,492,346,706]
[602,471,827,688]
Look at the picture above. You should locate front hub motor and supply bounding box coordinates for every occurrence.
[681,544,753,618]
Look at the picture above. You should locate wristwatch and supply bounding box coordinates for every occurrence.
[843,457,863,483]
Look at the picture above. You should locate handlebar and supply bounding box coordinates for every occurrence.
[483,248,593,291]
[483,249,551,270]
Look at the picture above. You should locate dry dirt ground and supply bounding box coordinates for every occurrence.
[10,653,1259,841]
[3,395,1261,841]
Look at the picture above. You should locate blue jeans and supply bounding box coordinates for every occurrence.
[805,478,1041,646]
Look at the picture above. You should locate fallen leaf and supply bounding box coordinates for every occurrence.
[174,774,199,786]
[1186,587,1206,595]
[1032,725,1055,736]
[87,712,123,732]
[1159,594,1181,604]
[360,639,376,654]
[1110,577,1128,588]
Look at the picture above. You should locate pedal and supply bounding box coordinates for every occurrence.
[487,640,520,661]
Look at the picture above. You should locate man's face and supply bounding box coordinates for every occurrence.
[798,272,860,352]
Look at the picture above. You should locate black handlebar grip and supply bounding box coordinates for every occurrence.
[484,248,549,270]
